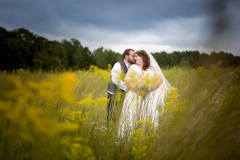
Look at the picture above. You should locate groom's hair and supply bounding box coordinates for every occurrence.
[122,48,135,59]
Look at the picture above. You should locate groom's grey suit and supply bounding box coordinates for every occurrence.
[107,60,128,122]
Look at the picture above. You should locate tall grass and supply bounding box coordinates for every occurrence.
[0,66,239,160]
[150,66,240,160]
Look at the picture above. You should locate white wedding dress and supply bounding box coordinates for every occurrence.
[118,53,172,139]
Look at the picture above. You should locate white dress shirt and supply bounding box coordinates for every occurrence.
[108,60,129,94]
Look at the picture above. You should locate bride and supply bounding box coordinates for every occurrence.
[118,50,172,139]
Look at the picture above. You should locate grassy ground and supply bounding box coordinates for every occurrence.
[0,66,239,160]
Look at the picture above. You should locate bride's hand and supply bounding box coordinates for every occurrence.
[138,89,149,97]
[143,91,149,97]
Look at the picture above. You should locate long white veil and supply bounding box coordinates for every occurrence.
[147,52,172,106]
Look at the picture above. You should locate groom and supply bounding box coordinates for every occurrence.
[107,48,136,122]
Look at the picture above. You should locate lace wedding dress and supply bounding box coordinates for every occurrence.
[118,53,172,139]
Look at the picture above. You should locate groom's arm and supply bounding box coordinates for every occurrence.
[111,62,128,91]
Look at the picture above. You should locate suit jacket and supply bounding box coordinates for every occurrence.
[107,60,128,94]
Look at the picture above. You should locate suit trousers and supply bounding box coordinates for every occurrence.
[107,90,125,123]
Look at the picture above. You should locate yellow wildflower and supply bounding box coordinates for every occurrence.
[78,94,95,106]
[96,97,109,106]
[89,65,110,81]
[59,72,80,104]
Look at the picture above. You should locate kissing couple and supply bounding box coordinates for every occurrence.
[107,49,172,140]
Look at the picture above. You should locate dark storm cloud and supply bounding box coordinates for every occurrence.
[0,0,239,55]
[0,0,207,31]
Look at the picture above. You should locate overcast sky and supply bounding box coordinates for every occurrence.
[0,0,239,56]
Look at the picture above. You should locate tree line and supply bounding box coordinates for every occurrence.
[0,26,239,72]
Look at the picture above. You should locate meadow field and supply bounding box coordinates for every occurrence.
[0,65,239,160]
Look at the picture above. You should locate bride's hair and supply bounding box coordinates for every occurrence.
[136,50,150,70]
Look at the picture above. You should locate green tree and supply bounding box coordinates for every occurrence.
[62,39,94,70]
[0,40,26,71]
[93,47,121,69]
[182,57,198,68]
[199,53,211,67]
[31,36,49,70]
[74,47,94,70]
[62,38,82,70]
[10,28,36,68]
[235,56,240,67]
[0,26,7,39]
[152,51,175,68]
[190,50,200,61]
[179,59,192,68]
[32,50,49,70]
[44,41,67,71]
